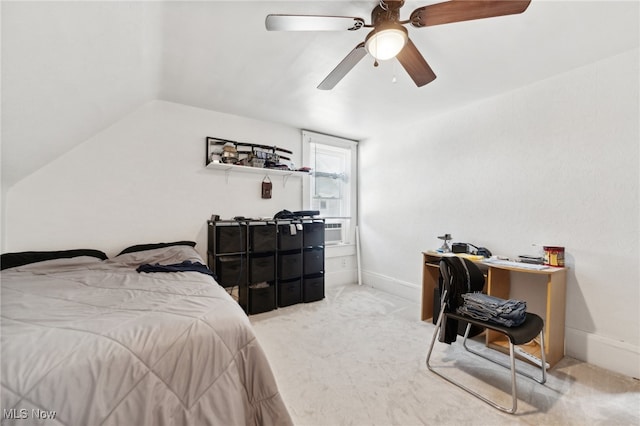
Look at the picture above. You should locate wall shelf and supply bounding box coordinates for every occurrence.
[206,162,308,185]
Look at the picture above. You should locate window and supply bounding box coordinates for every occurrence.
[302,130,357,245]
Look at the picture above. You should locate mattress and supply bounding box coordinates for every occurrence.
[0,245,292,426]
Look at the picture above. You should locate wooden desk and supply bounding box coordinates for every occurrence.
[422,251,567,368]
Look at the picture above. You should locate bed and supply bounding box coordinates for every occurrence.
[0,243,292,426]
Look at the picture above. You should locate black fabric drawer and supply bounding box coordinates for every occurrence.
[215,225,246,254]
[249,285,276,315]
[278,252,302,280]
[303,247,324,275]
[303,275,324,303]
[215,255,245,288]
[303,222,324,247]
[250,224,276,253]
[249,254,275,284]
[278,224,302,251]
[278,279,301,307]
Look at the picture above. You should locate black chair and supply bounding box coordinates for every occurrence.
[426,256,547,414]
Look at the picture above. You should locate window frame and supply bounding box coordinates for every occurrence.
[302,130,358,245]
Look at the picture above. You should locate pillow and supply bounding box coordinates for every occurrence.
[1,249,108,270]
[116,241,196,256]
[108,244,204,268]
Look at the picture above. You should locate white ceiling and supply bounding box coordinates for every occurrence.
[2,1,639,189]
[160,0,639,140]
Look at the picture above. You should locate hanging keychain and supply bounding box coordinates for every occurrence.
[261,176,272,199]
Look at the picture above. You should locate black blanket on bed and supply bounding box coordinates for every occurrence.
[136,260,217,279]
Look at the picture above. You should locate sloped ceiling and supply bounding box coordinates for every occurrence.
[2,1,638,190]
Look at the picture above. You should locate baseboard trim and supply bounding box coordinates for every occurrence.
[361,270,420,301]
[565,327,640,379]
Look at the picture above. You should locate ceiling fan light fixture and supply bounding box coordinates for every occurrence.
[365,24,408,61]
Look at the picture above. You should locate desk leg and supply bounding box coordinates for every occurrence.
[545,270,567,367]
[421,259,438,321]
[486,267,511,348]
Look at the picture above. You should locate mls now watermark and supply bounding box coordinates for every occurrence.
[3,408,57,420]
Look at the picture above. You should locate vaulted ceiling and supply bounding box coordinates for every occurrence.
[2,1,638,190]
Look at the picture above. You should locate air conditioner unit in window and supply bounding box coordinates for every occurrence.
[324,223,343,245]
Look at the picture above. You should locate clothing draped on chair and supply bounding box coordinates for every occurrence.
[457,292,527,327]
[438,256,484,344]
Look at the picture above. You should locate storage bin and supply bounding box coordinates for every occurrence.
[278,224,302,251]
[303,222,324,247]
[249,285,276,314]
[303,247,324,275]
[278,252,302,280]
[216,255,245,288]
[278,279,302,307]
[250,253,275,284]
[215,225,246,254]
[250,224,277,253]
[303,275,324,303]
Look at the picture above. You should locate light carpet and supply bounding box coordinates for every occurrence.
[250,282,640,426]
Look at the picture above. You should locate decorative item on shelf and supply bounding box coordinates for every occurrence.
[261,176,272,199]
[249,150,267,168]
[221,144,239,164]
[210,152,221,163]
[437,233,452,253]
[205,136,295,170]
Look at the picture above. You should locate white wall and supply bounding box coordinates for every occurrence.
[1,1,163,191]
[358,49,639,378]
[1,1,164,250]
[5,101,304,259]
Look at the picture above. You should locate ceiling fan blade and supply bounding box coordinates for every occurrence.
[266,14,365,31]
[410,0,531,27]
[318,43,367,90]
[396,39,437,87]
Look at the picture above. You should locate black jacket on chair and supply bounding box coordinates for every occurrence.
[438,256,485,344]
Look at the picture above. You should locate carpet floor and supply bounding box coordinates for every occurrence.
[250,282,640,426]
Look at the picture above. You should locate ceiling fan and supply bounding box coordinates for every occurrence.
[265,0,531,90]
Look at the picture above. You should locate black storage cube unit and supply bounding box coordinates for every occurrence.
[278,224,302,251]
[303,247,324,275]
[250,224,277,253]
[303,222,324,247]
[250,254,275,284]
[215,255,245,288]
[303,274,324,303]
[249,285,276,314]
[216,225,246,254]
[278,279,302,307]
[278,252,302,280]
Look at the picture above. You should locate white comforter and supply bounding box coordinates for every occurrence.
[0,246,292,426]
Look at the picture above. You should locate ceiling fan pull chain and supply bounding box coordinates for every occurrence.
[373,34,379,67]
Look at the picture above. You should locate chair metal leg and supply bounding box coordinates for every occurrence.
[425,291,448,370]
[427,319,547,414]
[461,324,547,384]
[508,341,518,413]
